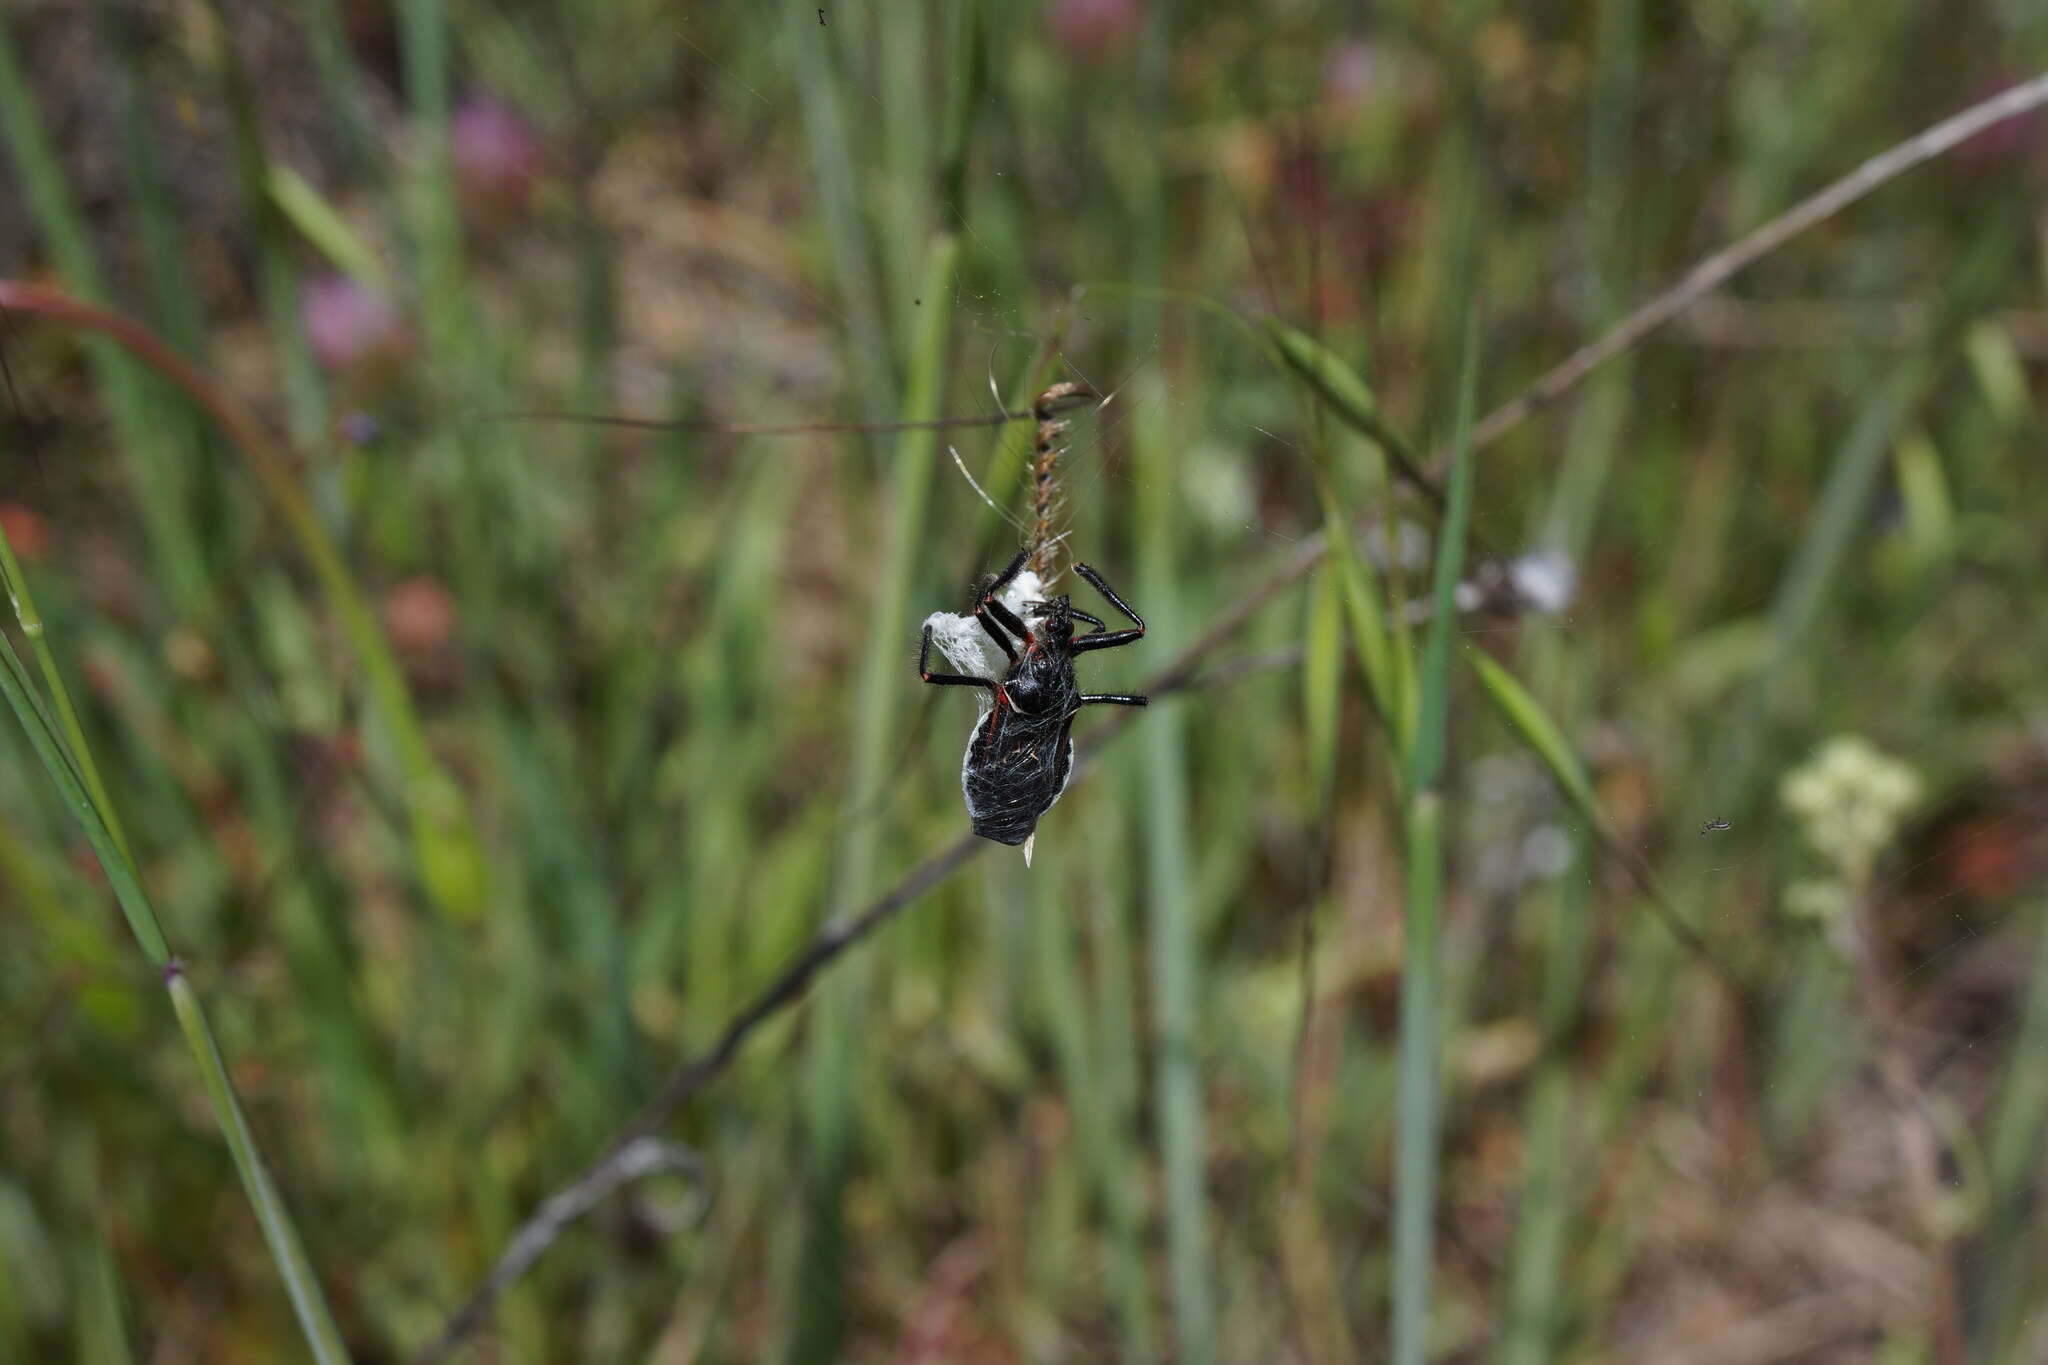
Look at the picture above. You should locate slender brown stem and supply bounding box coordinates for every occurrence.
[409,1137,706,1365]
[0,282,291,490]
[1442,71,2048,471]
[487,408,1033,436]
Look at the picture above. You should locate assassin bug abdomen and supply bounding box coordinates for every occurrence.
[919,548,1147,850]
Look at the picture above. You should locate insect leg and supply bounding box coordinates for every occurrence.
[1069,561,1146,653]
[920,625,1001,691]
[1072,629,1145,653]
[974,607,1021,663]
[1078,693,1148,707]
[984,547,1030,596]
[975,548,1035,657]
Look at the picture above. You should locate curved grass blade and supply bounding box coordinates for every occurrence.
[0,619,350,1362]
[1266,320,1441,510]
[1463,647,1600,817]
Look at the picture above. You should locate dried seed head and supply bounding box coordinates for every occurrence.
[1028,383,1097,580]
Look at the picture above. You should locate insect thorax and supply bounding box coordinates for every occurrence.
[1004,649,1078,717]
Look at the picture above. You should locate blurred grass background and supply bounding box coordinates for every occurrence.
[4,0,2048,1361]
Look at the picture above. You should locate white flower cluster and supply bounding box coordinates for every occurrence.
[1779,736,1923,908]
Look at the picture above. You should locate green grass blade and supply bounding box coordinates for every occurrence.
[1464,646,1600,819]
[789,232,963,1364]
[0,633,168,965]
[1267,320,1428,482]
[1974,899,2048,1355]
[1496,832,1592,1365]
[0,523,131,864]
[1392,307,1478,1365]
[1392,790,1446,1365]
[1272,322,1428,753]
[784,0,893,405]
[1468,637,1729,981]
[62,1130,135,1365]
[788,3,980,1332]
[1303,565,1344,806]
[1031,859,1158,1361]
[269,165,391,288]
[1268,319,1415,756]
[91,0,208,359]
[1135,372,1215,1365]
[1763,361,1932,671]
[0,624,350,1363]
[1321,490,1405,749]
[204,0,326,441]
[1405,312,1478,796]
[290,0,392,193]
[397,0,462,357]
[167,971,353,1364]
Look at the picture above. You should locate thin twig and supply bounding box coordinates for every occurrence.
[416,77,2048,1360]
[1444,71,2048,470]
[599,835,985,1162]
[0,283,299,496]
[487,408,1031,436]
[410,1138,707,1365]
[1670,298,2048,357]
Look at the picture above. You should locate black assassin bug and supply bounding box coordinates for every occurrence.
[919,548,1147,853]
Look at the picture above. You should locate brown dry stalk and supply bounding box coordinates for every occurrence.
[1446,70,2048,470]
[404,73,2048,1360]
[1024,380,1098,580]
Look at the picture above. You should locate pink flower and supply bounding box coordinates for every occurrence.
[301,275,409,380]
[1324,42,1386,109]
[383,575,458,653]
[452,95,544,223]
[1046,0,1142,63]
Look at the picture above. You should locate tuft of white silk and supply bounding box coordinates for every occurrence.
[922,568,1045,714]
[1507,550,1576,614]
[1450,550,1577,616]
